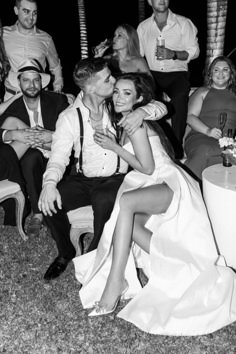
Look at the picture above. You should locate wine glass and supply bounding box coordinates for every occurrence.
[218,112,227,134]
[92,38,113,56]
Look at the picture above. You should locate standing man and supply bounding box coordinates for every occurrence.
[0,58,68,236]
[38,57,167,281]
[137,0,200,159]
[2,0,63,100]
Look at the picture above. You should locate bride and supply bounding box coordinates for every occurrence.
[73,72,236,335]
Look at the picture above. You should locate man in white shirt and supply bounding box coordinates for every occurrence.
[137,0,200,158]
[2,0,63,100]
[38,57,167,281]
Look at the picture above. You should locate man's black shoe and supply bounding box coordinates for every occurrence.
[44,256,70,281]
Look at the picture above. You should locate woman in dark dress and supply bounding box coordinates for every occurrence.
[184,56,236,181]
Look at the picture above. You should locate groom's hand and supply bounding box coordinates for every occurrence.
[118,108,146,135]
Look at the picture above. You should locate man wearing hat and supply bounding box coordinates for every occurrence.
[2,0,63,101]
[0,58,68,236]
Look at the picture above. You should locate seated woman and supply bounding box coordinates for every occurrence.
[73,73,236,335]
[184,55,236,181]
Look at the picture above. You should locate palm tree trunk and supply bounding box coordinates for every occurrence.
[205,0,228,72]
[77,0,88,59]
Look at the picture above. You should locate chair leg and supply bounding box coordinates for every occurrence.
[14,190,28,241]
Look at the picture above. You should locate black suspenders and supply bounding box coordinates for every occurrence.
[77,108,84,174]
[76,107,121,175]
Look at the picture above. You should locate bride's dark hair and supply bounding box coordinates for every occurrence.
[108,72,175,160]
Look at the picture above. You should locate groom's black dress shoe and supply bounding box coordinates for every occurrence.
[44,256,70,281]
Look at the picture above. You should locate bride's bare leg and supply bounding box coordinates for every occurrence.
[1,117,30,158]
[132,183,173,252]
[98,183,173,310]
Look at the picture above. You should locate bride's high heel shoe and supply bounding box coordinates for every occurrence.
[88,282,128,317]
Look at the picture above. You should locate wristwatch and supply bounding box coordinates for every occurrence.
[172,51,177,60]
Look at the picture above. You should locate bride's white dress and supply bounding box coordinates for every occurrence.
[73,136,236,335]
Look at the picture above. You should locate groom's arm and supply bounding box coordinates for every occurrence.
[118,100,168,135]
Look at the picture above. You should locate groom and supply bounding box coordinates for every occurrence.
[39,57,167,281]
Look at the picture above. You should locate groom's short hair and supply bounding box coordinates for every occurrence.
[73,57,108,90]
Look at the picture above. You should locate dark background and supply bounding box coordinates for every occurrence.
[0,0,235,95]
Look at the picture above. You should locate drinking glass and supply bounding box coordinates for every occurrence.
[218,112,227,134]
[92,38,113,56]
[156,37,165,60]
[227,128,233,138]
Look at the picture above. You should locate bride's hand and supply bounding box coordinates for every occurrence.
[93,131,117,150]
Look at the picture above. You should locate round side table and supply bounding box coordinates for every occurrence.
[202,164,236,269]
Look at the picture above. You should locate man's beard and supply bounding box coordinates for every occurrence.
[22,88,41,98]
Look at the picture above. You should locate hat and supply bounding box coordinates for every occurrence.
[8,58,51,89]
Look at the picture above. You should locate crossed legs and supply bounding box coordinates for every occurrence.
[97,183,173,312]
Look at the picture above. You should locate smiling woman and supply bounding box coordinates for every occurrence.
[184,55,236,181]
[75,72,236,336]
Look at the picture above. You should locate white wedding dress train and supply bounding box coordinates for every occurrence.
[73,136,236,335]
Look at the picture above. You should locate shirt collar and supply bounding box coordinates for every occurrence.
[23,96,41,114]
[151,9,175,26]
[74,91,108,112]
[15,21,37,34]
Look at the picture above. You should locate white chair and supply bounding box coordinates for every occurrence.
[0,179,28,241]
[67,205,93,255]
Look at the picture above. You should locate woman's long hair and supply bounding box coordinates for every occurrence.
[204,55,236,95]
[108,72,175,160]
[115,24,142,58]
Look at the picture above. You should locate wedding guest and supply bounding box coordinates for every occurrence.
[184,55,236,181]
[137,0,200,158]
[93,23,153,81]
[2,0,63,100]
[93,22,171,125]
[0,58,68,234]
[74,72,236,336]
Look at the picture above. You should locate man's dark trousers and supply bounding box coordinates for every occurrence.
[44,173,125,259]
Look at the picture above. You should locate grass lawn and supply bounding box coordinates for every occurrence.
[0,210,236,354]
